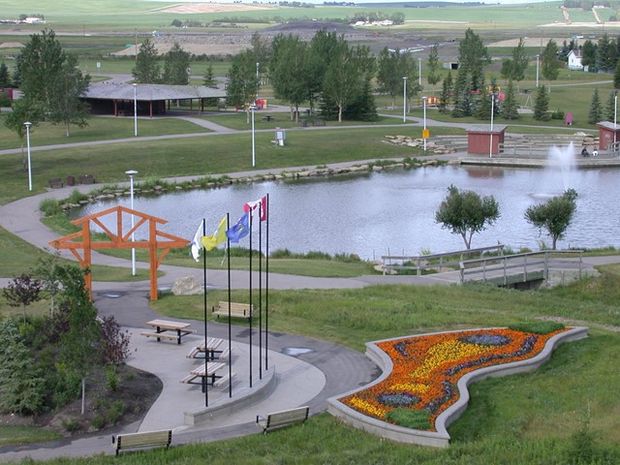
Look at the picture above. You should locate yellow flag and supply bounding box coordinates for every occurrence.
[201,216,227,251]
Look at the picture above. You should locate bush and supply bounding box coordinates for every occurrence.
[91,414,107,430]
[551,109,565,120]
[508,321,565,334]
[99,316,130,365]
[39,198,62,217]
[105,365,119,392]
[386,408,431,430]
[61,418,81,433]
[67,189,88,204]
[107,400,125,425]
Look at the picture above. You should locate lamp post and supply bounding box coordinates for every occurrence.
[125,170,138,276]
[615,93,618,152]
[402,76,407,123]
[418,57,422,87]
[251,104,256,167]
[24,121,32,191]
[256,62,260,100]
[133,83,138,137]
[535,54,540,88]
[422,96,427,153]
[489,93,495,159]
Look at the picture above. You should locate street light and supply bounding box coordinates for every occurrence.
[422,96,427,153]
[402,76,407,123]
[614,93,618,152]
[24,121,32,191]
[535,55,540,88]
[133,83,138,137]
[256,62,260,99]
[251,104,256,167]
[489,93,495,159]
[418,57,422,87]
[125,169,138,276]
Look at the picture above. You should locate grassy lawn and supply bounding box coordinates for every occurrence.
[0,126,463,205]
[0,115,206,151]
[0,425,61,447]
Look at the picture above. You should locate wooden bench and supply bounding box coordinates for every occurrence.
[78,174,96,184]
[212,301,253,319]
[48,178,64,188]
[256,406,310,433]
[112,429,172,456]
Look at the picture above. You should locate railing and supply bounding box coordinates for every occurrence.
[459,250,584,285]
[381,244,505,276]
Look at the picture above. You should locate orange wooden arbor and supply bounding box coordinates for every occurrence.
[49,205,189,301]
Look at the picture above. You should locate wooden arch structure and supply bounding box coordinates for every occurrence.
[49,205,188,301]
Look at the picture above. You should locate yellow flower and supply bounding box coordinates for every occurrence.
[389,382,430,393]
[410,340,491,379]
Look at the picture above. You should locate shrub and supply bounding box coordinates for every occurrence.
[105,365,119,392]
[91,414,107,430]
[508,321,565,334]
[99,316,130,365]
[551,109,565,120]
[39,198,62,217]
[107,400,125,425]
[386,408,431,430]
[67,189,88,204]
[61,418,81,433]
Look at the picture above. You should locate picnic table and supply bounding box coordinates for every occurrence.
[262,115,274,122]
[181,362,226,392]
[142,319,194,345]
[186,337,226,360]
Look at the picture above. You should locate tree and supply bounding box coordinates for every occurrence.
[525,189,578,250]
[541,40,561,81]
[501,38,528,81]
[451,68,472,117]
[0,62,10,87]
[581,40,597,71]
[203,63,217,87]
[270,34,310,121]
[534,84,550,120]
[615,60,620,90]
[435,185,500,249]
[4,98,43,169]
[377,47,401,108]
[596,33,617,72]
[438,72,452,114]
[588,88,602,124]
[475,85,491,119]
[501,79,519,120]
[17,29,90,136]
[161,42,190,85]
[0,319,45,414]
[426,44,441,86]
[604,90,616,121]
[132,38,160,83]
[2,273,42,321]
[457,28,489,91]
[307,31,339,112]
[48,53,90,136]
[55,264,101,415]
[226,49,259,119]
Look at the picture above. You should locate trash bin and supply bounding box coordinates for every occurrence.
[66,175,76,186]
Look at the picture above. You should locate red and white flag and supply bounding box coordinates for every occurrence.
[243,195,268,221]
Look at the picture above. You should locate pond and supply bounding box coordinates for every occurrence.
[73,165,620,259]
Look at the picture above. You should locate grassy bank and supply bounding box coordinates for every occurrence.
[0,126,462,205]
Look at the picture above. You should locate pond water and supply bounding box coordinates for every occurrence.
[73,165,620,259]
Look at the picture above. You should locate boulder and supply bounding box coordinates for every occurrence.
[172,276,203,296]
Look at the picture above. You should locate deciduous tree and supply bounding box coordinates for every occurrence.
[426,44,441,86]
[525,189,578,250]
[162,42,190,85]
[457,28,489,91]
[0,62,10,87]
[435,185,500,249]
[132,38,160,83]
[2,273,42,322]
[541,40,561,81]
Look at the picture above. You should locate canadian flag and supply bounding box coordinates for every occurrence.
[243,195,268,221]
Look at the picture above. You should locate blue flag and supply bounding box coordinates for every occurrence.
[226,212,250,243]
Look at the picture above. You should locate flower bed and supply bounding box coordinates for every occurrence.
[328,326,588,447]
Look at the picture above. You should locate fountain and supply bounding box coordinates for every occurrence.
[546,142,577,192]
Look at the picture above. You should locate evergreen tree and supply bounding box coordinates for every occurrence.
[426,44,441,86]
[475,85,491,120]
[344,79,378,121]
[438,72,452,113]
[614,60,620,90]
[605,90,617,121]
[541,40,561,81]
[534,85,550,120]
[457,28,489,91]
[0,62,10,87]
[581,40,597,71]
[588,88,602,124]
[203,63,217,87]
[0,319,45,414]
[501,80,519,120]
[132,38,160,83]
[596,33,617,72]
[452,68,472,117]
[162,42,190,85]
[511,38,529,81]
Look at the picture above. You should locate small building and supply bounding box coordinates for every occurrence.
[466,125,506,156]
[81,82,226,117]
[596,121,620,150]
[567,50,584,71]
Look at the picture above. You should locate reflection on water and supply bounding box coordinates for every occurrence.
[72,166,620,259]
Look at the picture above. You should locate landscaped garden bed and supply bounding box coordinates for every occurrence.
[328,324,588,447]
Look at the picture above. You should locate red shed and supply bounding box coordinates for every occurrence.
[466,125,506,156]
[596,121,620,150]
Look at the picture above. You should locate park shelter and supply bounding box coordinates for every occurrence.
[466,125,506,156]
[596,121,620,150]
[81,82,226,117]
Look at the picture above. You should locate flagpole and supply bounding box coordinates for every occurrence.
[248,212,253,388]
[265,194,269,370]
[226,213,232,398]
[258,202,263,380]
[202,218,208,407]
